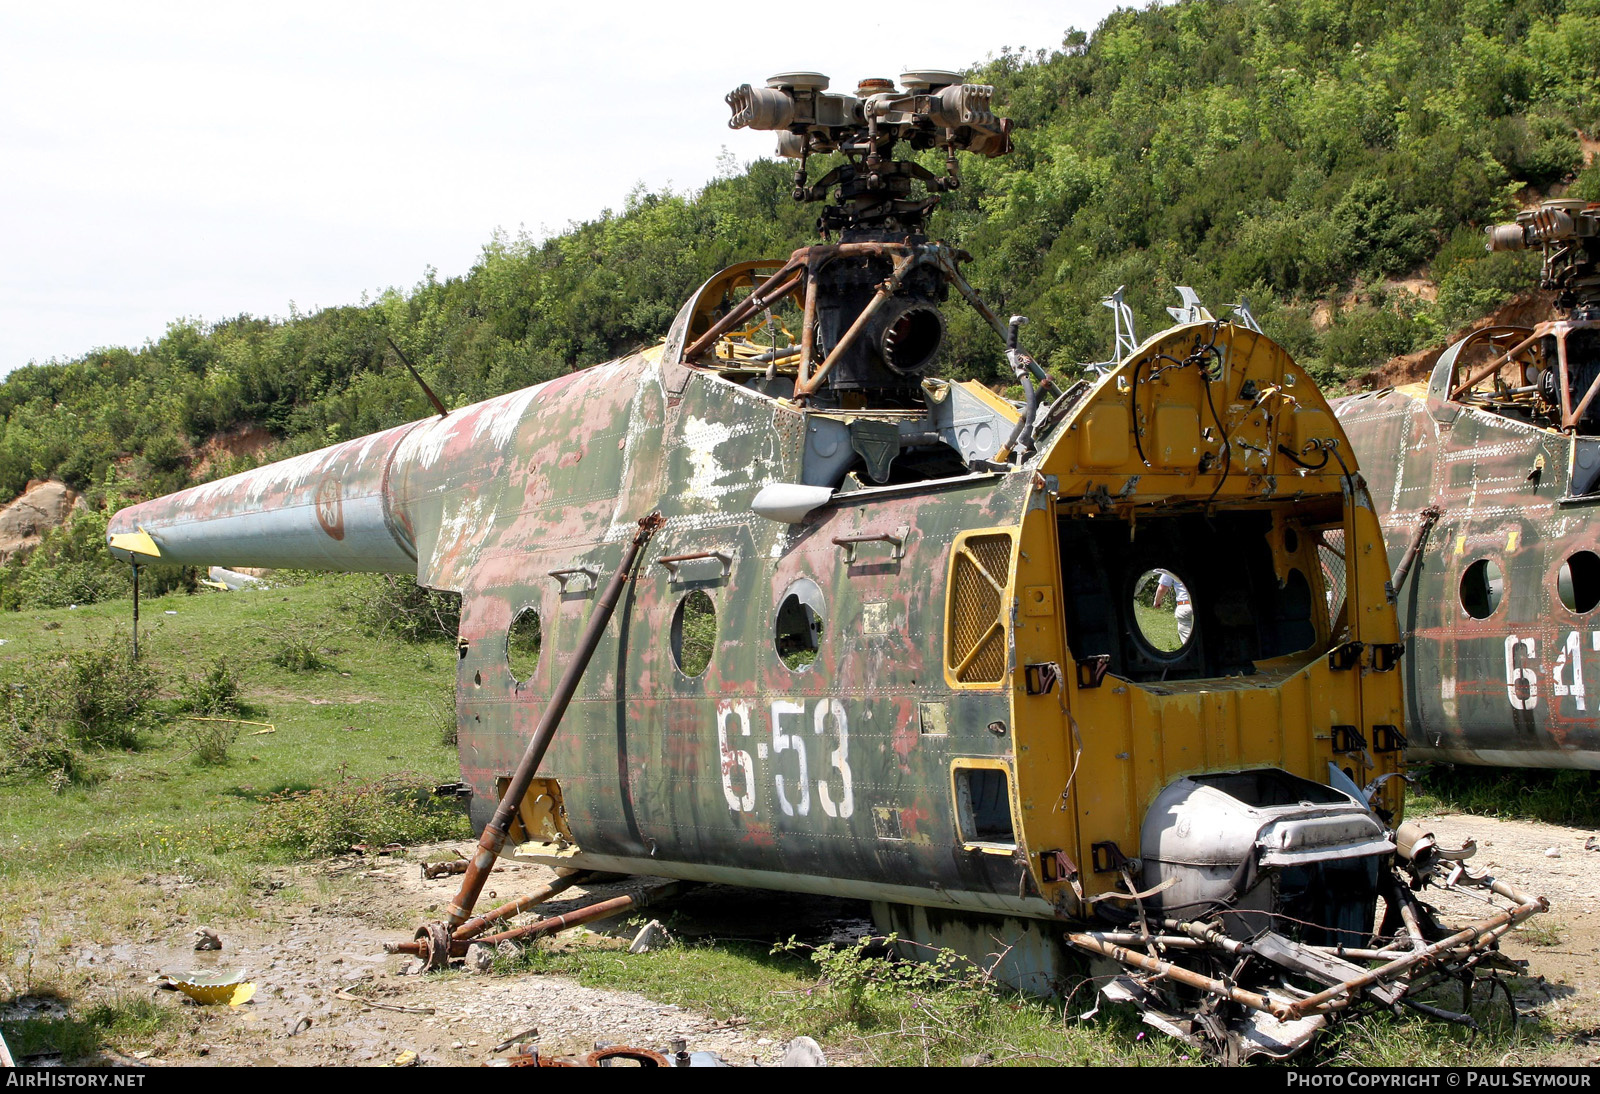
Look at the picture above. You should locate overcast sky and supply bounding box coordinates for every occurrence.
[0,2,1123,375]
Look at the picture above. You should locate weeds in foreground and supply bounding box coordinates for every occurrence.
[176,716,241,766]
[0,636,161,787]
[258,768,470,856]
[2,991,177,1062]
[486,928,1563,1067]
[1517,918,1567,948]
[268,633,331,673]
[346,573,461,644]
[175,656,244,717]
[434,681,458,747]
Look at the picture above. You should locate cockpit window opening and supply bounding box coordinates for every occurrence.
[1058,509,1319,683]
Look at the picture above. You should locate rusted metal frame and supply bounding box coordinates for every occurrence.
[939,250,1062,400]
[1388,875,1434,954]
[437,512,666,933]
[792,241,915,388]
[1389,504,1441,597]
[1066,931,1293,1018]
[683,260,806,362]
[1448,330,1541,403]
[794,251,921,398]
[1282,893,1547,1018]
[391,882,694,958]
[798,263,820,388]
[1559,330,1580,427]
[452,870,596,943]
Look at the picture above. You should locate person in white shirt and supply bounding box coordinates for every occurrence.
[1153,569,1193,644]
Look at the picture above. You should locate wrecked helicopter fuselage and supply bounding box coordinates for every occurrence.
[106,69,1547,1061]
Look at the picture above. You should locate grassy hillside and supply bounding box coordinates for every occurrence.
[0,576,465,883]
[7,0,1600,611]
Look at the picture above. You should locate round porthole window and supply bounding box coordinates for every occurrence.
[1132,568,1194,655]
[507,608,542,682]
[775,577,825,671]
[1460,559,1504,619]
[1559,550,1600,614]
[672,590,717,678]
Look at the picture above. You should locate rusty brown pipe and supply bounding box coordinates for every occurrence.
[1390,505,1441,597]
[452,870,596,942]
[439,512,665,932]
[1283,893,1548,1018]
[1067,931,1291,1018]
[390,882,692,958]
[797,267,820,388]
[475,881,691,947]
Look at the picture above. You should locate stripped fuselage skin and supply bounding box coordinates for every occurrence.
[1336,357,1600,770]
[108,308,1406,923]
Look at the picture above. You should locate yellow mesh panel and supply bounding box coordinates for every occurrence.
[949,533,1012,684]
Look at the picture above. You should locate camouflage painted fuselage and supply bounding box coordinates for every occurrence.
[110,311,1405,923]
[1337,373,1600,769]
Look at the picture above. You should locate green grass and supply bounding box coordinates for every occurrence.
[3,990,179,1063]
[498,937,1198,1066]
[0,574,466,884]
[1131,601,1182,652]
[1409,766,1600,828]
[491,934,1558,1067]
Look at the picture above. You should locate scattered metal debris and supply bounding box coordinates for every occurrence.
[421,856,469,880]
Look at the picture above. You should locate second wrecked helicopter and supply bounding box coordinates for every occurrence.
[106,69,1546,1060]
[1338,199,1600,771]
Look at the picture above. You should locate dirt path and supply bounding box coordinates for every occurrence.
[11,813,1599,1067]
[1410,811,1600,1053]
[28,852,839,1067]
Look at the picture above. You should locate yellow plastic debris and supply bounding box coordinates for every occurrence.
[393,1050,419,1067]
[169,970,256,1006]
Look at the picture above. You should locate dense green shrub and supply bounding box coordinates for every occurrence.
[348,573,461,643]
[176,655,244,716]
[0,636,161,786]
[259,770,470,856]
[6,0,1598,542]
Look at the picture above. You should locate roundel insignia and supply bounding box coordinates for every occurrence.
[315,476,345,541]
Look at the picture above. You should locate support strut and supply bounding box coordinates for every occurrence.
[404,512,665,968]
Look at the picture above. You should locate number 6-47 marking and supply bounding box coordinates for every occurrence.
[717,698,853,820]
